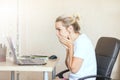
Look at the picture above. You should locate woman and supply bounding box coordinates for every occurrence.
[55,14,97,80]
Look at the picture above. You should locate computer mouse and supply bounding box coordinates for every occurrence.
[49,55,57,59]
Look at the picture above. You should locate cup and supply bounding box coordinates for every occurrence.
[0,44,7,62]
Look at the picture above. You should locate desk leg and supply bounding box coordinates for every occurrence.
[11,71,15,80]
[52,67,56,80]
[43,71,48,80]
[17,71,20,80]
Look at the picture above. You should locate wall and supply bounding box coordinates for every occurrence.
[0,0,17,45]
[0,0,120,80]
[0,0,17,80]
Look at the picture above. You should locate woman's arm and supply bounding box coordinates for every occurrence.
[57,33,83,73]
[67,45,83,73]
[65,49,69,68]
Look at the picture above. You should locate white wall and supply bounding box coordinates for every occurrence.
[0,0,120,80]
[0,0,17,44]
[0,0,17,80]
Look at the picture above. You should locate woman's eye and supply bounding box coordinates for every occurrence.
[57,29,61,31]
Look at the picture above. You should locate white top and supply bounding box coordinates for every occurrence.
[69,34,97,80]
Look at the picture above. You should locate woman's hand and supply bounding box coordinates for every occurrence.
[57,32,73,48]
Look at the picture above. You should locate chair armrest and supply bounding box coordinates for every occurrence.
[78,75,112,80]
[56,69,69,78]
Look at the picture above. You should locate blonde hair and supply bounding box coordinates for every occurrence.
[56,14,80,33]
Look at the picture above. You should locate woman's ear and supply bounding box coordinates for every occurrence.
[67,26,73,33]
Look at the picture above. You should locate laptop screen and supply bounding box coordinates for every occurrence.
[7,37,18,63]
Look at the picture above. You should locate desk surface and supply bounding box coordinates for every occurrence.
[0,58,59,72]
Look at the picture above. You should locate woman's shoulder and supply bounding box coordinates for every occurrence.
[74,33,92,45]
[76,33,89,41]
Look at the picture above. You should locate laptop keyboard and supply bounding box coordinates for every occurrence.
[21,59,34,64]
[32,59,46,64]
[19,59,46,65]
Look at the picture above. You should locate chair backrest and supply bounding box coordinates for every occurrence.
[95,37,120,78]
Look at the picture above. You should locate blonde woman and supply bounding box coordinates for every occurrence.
[55,14,97,80]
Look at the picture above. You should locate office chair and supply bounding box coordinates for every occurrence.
[56,37,120,80]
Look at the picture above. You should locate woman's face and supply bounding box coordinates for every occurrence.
[55,21,69,38]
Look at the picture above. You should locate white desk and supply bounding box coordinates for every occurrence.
[0,58,59,80]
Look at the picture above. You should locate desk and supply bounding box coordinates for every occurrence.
[0,58,59,80]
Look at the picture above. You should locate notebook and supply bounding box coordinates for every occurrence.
[7,37,47,65]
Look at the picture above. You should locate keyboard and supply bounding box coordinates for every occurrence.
[20,59,34,64]
[18,59,47,65]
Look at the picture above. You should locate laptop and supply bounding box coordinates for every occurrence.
[7,37,47,65]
